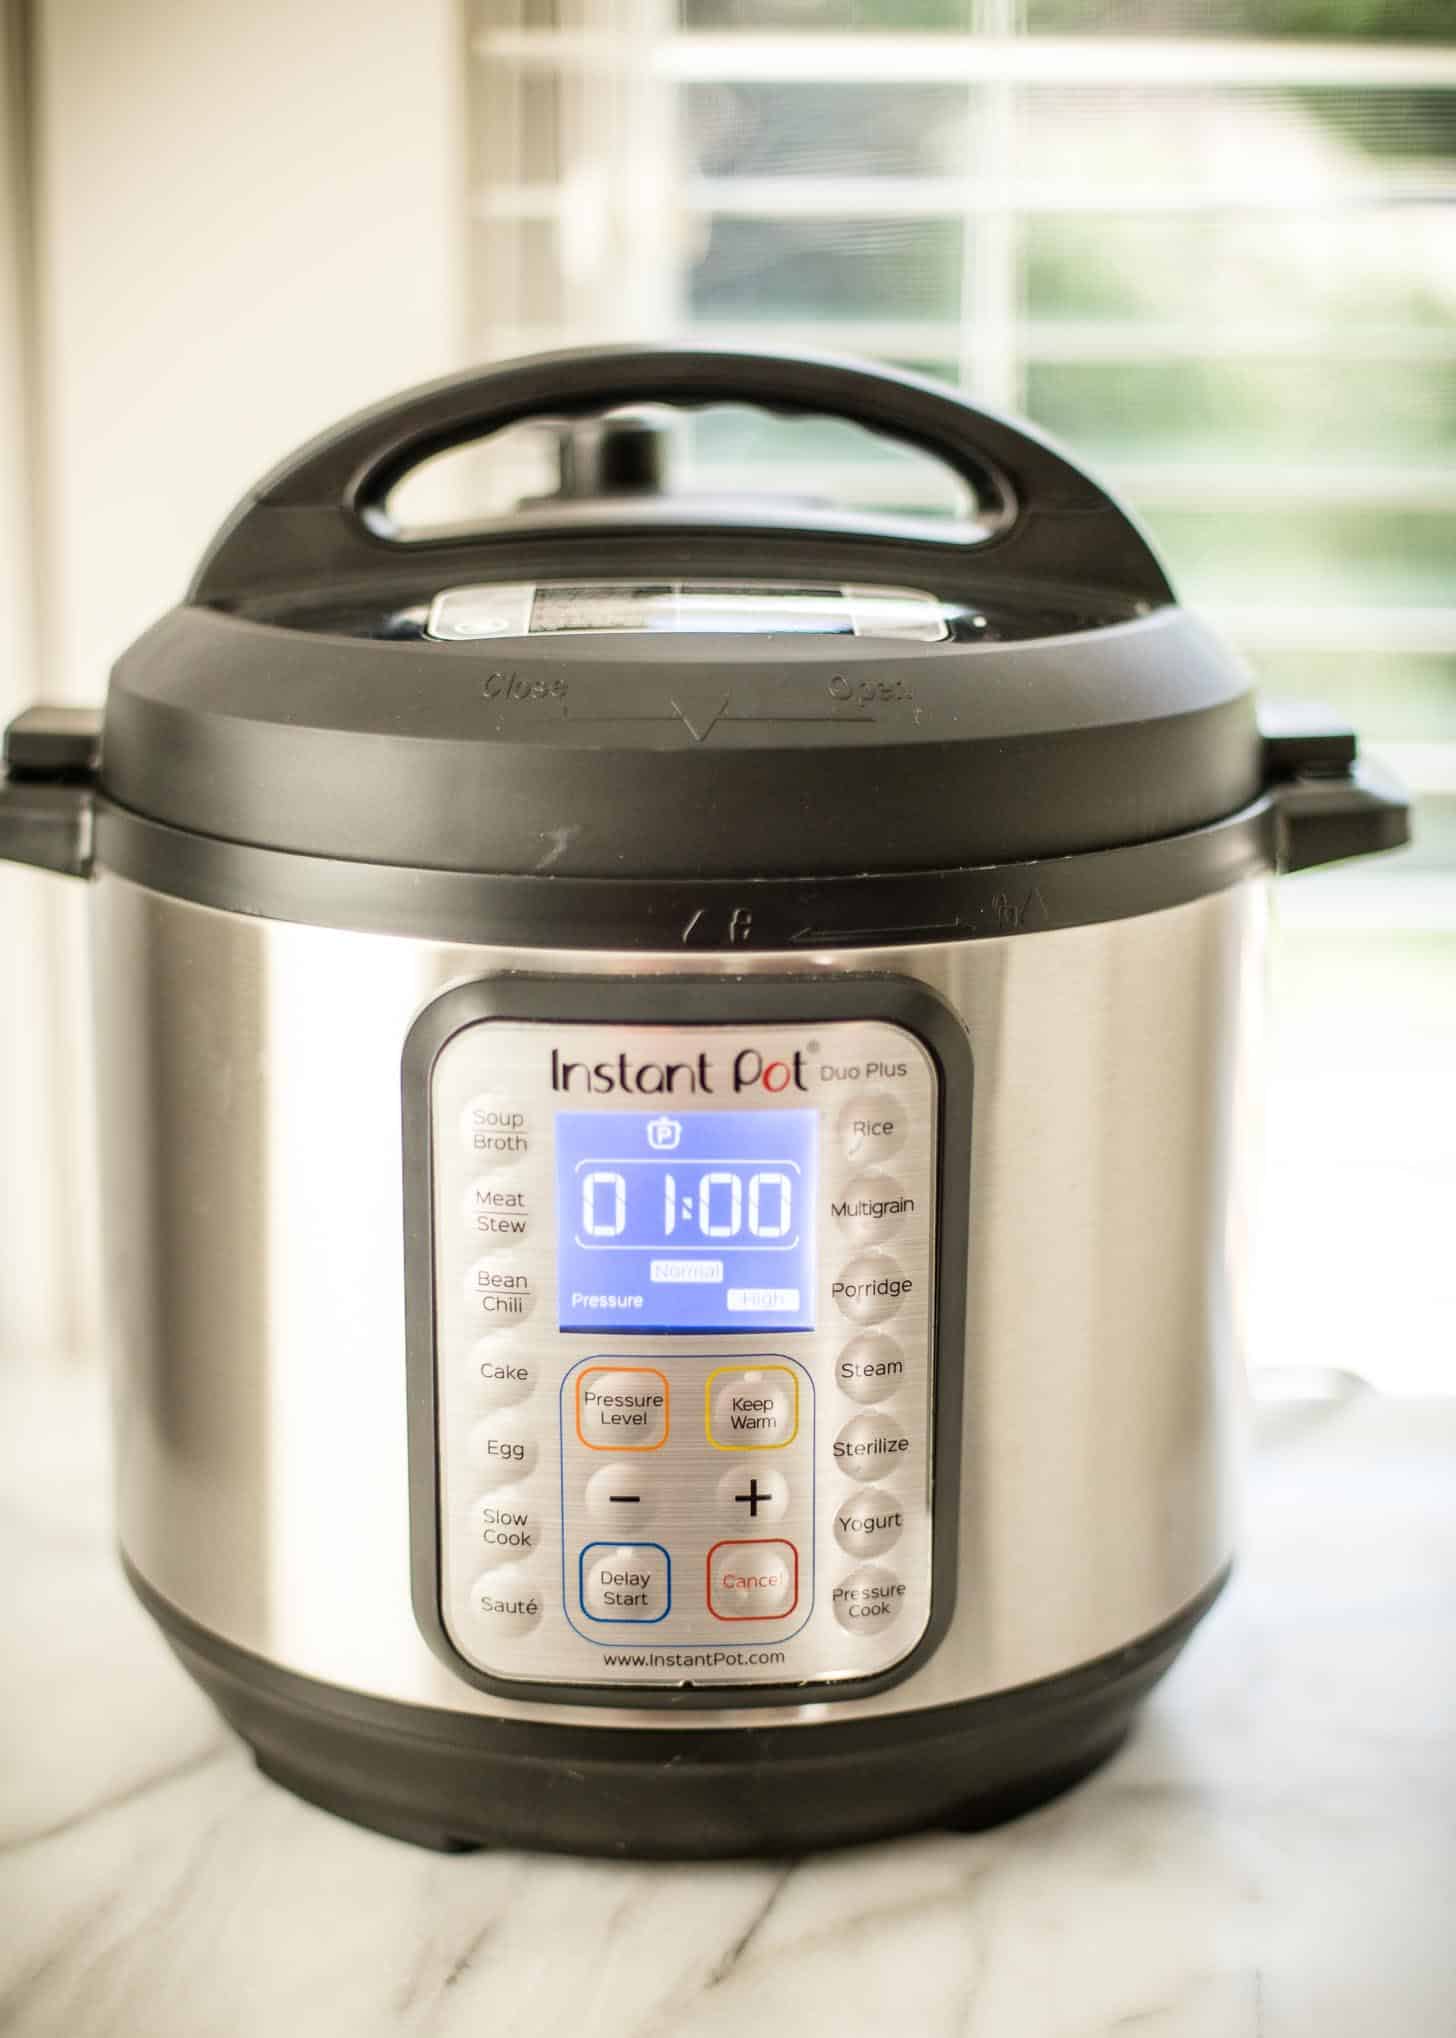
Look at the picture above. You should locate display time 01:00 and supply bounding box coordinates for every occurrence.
[576,1160,799,1247]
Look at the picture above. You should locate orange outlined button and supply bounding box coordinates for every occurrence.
[707,1539,799,1621]
[705,1365,798,1451]
[576,1367,669,1451]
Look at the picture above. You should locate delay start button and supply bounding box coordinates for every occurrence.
[832,1565,908,1635]
[580,1542,670,1623]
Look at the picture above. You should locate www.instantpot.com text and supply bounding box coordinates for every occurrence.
[602,1650,787,1671]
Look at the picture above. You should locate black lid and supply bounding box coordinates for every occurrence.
[102,347,1262,882]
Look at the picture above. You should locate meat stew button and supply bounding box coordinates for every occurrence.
[832,1410,910,1482]
[832,1565,907,1634]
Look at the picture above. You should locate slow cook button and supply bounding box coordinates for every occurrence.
[467,1410,537,1484]
[467,1562,543,1639]
[837,1092,906,1165]
[469,1341,536,1409]
[463,1260,535,1328]
[832,1410,910,1482]
[465,1490,540,1557]
[830,1171,913,1246]
[576,1367,669,1450]
[580,1542,670,1623]
[832,1254,912,1327]
[833,1490,906,1559]
[707,1540,799,1621]
[707,1366,798,1449]
[458,1094,529,1165]
[832,1564,908,1635]
[461,1178,529,1248]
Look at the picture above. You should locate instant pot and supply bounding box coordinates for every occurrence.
[0,349,1409,1857]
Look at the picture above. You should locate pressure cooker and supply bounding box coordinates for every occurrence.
[0,348,1409,1857]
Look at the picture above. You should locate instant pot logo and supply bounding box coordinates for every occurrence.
[549,1046,807,1096]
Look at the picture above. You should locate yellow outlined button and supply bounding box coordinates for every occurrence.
[705,1366,799,1451]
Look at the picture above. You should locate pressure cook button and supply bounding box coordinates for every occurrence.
[707,1539,799,1621]
[459,1095,529,1165]
[833,1490,906,1559]
[461,1178,530,1247]
[832,1564,908,1635]
[835,1332,907,1405]
[831,1172,913,1246]
[707,1366,798,1450]
[837,1093,906,1165]
[467,1563,543,1639]
[465,1490,541,1558]
[832,1254,912,1326]
[580,1542,670,1623]
[467,1411,537,1485]
[576,1367,669,1450]
[715,1464,790,1524]
[832,1411,910,1482]
[585,1461,659,1527]
[469,1342,536,1409]
[463,1260,535,1327]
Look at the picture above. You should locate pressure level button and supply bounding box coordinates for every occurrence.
[832,1411,910,1482]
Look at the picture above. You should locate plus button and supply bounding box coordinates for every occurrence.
[735,1478,769,1519]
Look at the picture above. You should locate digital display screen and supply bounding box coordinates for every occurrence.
[554,1109,817,1333]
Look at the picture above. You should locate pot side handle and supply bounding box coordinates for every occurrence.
[1262,700,1412,875]
[0,707,100,879]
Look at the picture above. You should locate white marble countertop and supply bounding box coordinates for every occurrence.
[3,1363,1452,2038]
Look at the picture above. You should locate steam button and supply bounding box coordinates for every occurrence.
[835,1333,906,1405]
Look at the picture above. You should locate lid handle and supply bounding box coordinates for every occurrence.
[190,347,1174,605]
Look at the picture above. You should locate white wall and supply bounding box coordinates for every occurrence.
[2,0,467,1363]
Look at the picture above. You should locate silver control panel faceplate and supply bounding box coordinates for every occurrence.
[430,1019,938,1689]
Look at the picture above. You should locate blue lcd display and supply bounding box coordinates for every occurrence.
[554,1108,817,1333]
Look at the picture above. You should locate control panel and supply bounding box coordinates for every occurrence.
[404,980,969,1700]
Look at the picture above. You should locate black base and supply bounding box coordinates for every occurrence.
[128,1562,1228,1860]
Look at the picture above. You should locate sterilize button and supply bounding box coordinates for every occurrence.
[459,1094,529,1165]
[715,1464,790,1524]
[837,1092,906,1165]
[585,1461,659,1528]
[463,1259,535,1328]
[835,1332,906,1405]
[707,1540,799,1620]
[832,1410,910,1482]
[467,1410,537,1485]
[461,1177,529,1248]
[468,1563,543,1638]
[465,1490,540,1559]
[832,1565,908,1634]
[833,1489,906,1559]
[580,1542,670,1623]
[707,1366,798,1449]
[831,1171,912,1246]
[832,1254,912,1326]
[576,1367,669,1450]
[469,1341,536,1409]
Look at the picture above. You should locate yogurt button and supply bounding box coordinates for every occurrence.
[832,1411,910,1483]
[837,1092,906,1165]
[467,1563,543,1638]
[832,1564,908,1635]
[467,1410,537,1485]
[469,1342,536,1409]
[458,1095,529,1165]
[833,1489,907,1559]
[832,1254,912,1327]
[835,1332,907,1405]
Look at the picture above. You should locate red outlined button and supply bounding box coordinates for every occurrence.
[706,1539,799,1621]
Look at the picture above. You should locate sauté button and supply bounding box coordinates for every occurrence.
[576,1367,669,1450]
[467,1410,537,1484]
[833,1489,906,1559]
[707,1539,798,1620]
[835,1332,907,1405]
[832,1564,908,1634]
[715,1464,790,1525]
[463,1259,535,1327]
[461,1177,530,1248]
[707,1366,798,1449]
[832,1410,910,1482]
[469,1341,536,1409]
[467,1563,543,1638]
[831,1171,913,1246]
[464,1490,540,1558]
[458,1094,529,1165]
[837,1092,906,1164]
[580,1542,670,1623]
[585,1461,659,1528]
[832,1254,912,1326]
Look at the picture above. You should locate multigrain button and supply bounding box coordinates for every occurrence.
[467,1562,543,1638]
[835,1332,907,1405]
[467,1410,537,1484]
[464,1490,540,1558]
[716,1464,790,1525]
[707,1539,798,1620]
[707,1366,798,1449]
[585,1460,659,1528]
[576,1367,669,1450]
[458,1094,529,1165]
[461,1177,530,1247]
[468,1341,536,1408]
[580,1542,670,1623]
[833,1490,906,1558]
[463,1259,535,1327]
[831,1253,912,1326]
[832,1564,908,1634]
[830,1171,913,1245]
[837,1092,906,1165]
[832,1410,910,1482]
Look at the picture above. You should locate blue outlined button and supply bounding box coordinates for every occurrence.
[579,1542,671,1624]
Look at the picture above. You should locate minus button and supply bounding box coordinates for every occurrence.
[585,1463,657,1528]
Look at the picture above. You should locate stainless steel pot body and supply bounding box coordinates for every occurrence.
[94,871,1263,1731]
